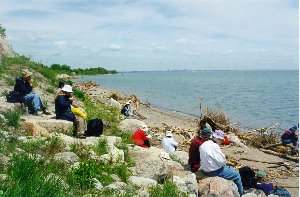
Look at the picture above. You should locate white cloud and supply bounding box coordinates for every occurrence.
[54,40,67,49]
[108,44,121,51]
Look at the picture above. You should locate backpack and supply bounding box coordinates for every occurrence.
[6,91,23,103]
[239,166,257,190]
[85,118,103,137]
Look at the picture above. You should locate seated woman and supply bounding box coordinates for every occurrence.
[55,85,86,137]
[13,69,49,115]
[281,125,298,155]
[132,126,151,148]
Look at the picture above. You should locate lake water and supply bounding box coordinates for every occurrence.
[79,70,299,129]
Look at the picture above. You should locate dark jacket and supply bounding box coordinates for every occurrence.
[13,77,33,99]
[55,95,75,122]
[188,136,206,172]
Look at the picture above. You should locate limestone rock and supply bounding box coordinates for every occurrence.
[54,152,79,164]
[22,116,73,134]
[128,176,157,189]
[173,173,198,195]
[242,189,267,197]
[119,119,147,133]
[0,96,21,113]
[92,178,103,190]
[0,153,10,168]
[108,98,121,109]
[128,146,185,180]
[99,145,124,164]
[198,177,240,197]
[104,181,127,191]
[21,120,49,137]
[170,151,189,166]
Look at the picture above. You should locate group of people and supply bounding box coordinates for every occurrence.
[8,69,87,137]
[8,69,298,196]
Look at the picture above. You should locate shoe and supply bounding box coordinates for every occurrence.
[42,110,52,115]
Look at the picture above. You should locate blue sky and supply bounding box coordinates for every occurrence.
[1,0,298,71]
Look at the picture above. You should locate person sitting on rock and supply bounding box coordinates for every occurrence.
[132,125,151,148]
[13,69,50,115]
[162,130,178,153]
[199,128,244,196]
[55,84,86,137]
[121,100,133,118]
[188,127,210,172]
[281,125,298,155]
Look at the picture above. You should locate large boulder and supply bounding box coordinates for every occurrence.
[170,151,189,166]
[0,96,22,113]
[173,173,198,195]
[99,145,124,164]
[53,152,79,164]
[198,177,240,197]
[108,98,121,110]
[242,189,267,197]
[128,146,185,180]
[22,116,73,134]
[128,176,157,189]
[119,119,147,133]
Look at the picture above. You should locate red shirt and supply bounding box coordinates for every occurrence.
[132,129,150,148]
[188,136,206,172]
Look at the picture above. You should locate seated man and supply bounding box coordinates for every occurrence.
[121,100,133,118]
[132,126,151,148]
[13,69,49,115]
[162,130,178,153]
[188,128,210,172]
[281,125,298,155]
[199,129,244,196]
[55,84,86,137]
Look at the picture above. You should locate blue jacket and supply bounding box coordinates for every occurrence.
[14,77,32,98]
[55,95,75,122]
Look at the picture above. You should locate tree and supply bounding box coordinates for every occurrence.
[0,24,6,38]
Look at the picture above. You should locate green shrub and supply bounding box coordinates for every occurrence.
[73,88,86,101]
[149,181,188,197]
[20,138,46,153]
[94,138,107,155]
[4,108,22,128]
[69,143,91,160]
[0,24,6,38]
[2,154,67,196]
[43,135,65,155]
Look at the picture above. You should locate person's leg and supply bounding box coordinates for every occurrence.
[75,115,86,137]
[24,92,36,113]
[216,165,244,196]
[31,93,43,112]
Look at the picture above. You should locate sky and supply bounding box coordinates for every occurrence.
[0,0,298,71]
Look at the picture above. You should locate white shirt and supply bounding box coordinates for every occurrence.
[199,140,226,172]
[162,137,178,153]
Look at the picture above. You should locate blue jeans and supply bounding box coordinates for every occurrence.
[204,165,244,196]
[24,92,43,114]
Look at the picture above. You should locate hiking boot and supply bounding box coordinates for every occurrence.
[42,109,51,115]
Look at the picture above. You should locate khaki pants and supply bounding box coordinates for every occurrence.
[74,115,87,137]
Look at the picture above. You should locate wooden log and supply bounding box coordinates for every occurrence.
[263,143,283,149]
[259,148,299,162]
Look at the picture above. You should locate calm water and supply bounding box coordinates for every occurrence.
[79,70,299,129]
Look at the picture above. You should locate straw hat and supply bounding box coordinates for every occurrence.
[22,69,32,78]
[61,84,73,93]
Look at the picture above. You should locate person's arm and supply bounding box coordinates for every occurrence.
[57,96,72,109]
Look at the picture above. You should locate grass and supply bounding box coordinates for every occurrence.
[69,143,91,160]
[73,88,86,101]
[202,106,230,126]
[1,153,67,197]
[43,135,65,155]
[149,181,188,197]
[94,138,108,155]
[4,108,22,128]
[20,138,46,153]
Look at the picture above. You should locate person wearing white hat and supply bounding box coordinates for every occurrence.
[55,84,86,137]
[12,69,50,115]
[162,130,178,153]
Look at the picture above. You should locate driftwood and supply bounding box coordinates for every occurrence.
[199,116,239,133]
[259,148,299,162]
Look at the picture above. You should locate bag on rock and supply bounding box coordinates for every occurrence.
[85,118,103,137]
[239,166,257,190]
[6,91,23,103]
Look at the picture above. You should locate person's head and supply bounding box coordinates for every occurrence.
[165,130,173,138]
[256,170,266,182]
[141,125,151,138]
[212,130,225,145]
[22,69,32,81]
[289,125,298,133]
[58,81,65,89]
[200,127,212,140]
[61,84,73,97]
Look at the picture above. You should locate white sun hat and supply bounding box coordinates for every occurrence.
[165,130,173,137]
[61,84,73,93]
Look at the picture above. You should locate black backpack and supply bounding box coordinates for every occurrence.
[239,166,257,190]
[6,91,23,103]
[85,118,103,137]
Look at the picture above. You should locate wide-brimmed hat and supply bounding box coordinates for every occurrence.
[22,69,32,78]
[165,130,173,137]
[212,130,225,140]
[61,84,73,93]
